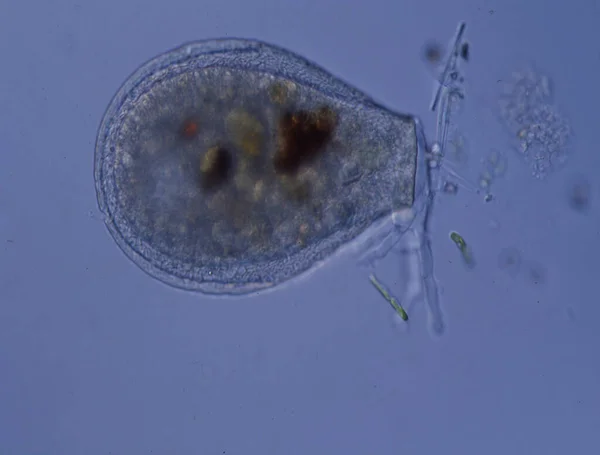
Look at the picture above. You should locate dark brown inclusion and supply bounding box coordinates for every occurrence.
[200,146,233,190]
[273,106,337,174]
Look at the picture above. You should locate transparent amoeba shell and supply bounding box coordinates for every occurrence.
[94,38,426,295]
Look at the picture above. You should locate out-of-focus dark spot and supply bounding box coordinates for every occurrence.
[567,175,591,213]
[273,106,337,174]
[525,261,546,285]
[461,42,470,61]
[199,146,233,190]
[423,42,443,64]
[498,247,521,277]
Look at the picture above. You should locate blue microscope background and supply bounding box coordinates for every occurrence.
[0,1,598,454]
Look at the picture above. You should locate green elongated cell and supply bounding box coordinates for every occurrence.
[369,274,409,321]
[450,231,475,268]
[95,38,425,295]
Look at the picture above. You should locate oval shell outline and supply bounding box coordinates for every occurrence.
[95,38,420,295]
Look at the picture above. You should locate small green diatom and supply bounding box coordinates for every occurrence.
[449,231,475,268]
[369,274,409,321]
